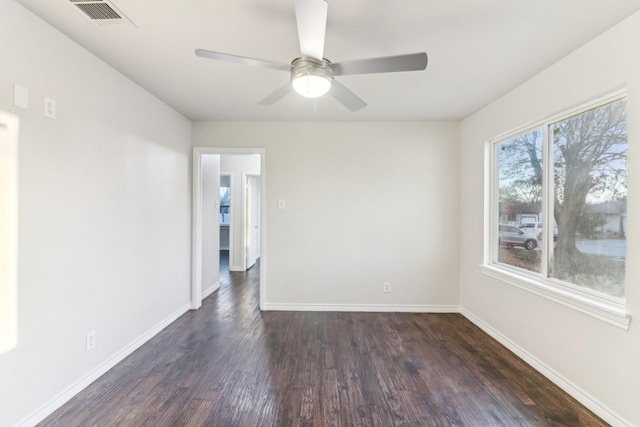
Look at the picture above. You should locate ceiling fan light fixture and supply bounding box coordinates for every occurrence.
[291,58,333,98]
[292,74,331,98]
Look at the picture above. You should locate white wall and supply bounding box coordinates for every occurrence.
[193,122,461,310]
[221,155,260,271]
[0,2,192,426]
[460,11,640,427]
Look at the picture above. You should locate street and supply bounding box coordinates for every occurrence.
[576,239,626,258]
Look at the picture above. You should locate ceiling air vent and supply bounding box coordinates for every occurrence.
[68,0,136,28]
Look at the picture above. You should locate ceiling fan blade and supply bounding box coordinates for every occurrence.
[195,49,291,72]
[329,80,367,112]
[258,83,293,106]
[295,0,328,61]
[332,52,428,76]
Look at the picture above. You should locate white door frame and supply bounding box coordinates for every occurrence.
[191,147,266,310]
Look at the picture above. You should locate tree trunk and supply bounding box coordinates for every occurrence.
[553,161,592,269]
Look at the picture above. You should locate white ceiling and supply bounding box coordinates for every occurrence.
[15,0,640,122]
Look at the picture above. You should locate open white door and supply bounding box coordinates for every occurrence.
[0,113,19,353]
[245,174,261,269]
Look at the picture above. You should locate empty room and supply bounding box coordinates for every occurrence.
[1,0,639,426]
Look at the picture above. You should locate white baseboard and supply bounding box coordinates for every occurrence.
[229,265,244,272]
[262,303,460,313]
[16,303,191,427]
[202,281,220,299]
[460,307,631,427]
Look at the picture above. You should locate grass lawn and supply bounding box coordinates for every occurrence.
[498,247,625,298]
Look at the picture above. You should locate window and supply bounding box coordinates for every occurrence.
[220,186,230,225]
[486,91,630,329]
[497,129,543,273]
[550,99,627,297]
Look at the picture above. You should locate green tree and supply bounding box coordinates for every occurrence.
[576,213,606,239]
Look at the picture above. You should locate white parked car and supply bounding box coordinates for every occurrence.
[519,222,542,236]
[519,222,558,241]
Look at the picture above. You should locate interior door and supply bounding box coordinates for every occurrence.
[245,174,261,269]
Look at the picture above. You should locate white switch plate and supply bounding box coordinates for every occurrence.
[13,84,28,110]
[44,97,56,119]
[278,199,286,209]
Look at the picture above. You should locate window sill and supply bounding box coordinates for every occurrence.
[480,264,631,330]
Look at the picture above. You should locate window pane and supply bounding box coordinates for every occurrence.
[220,187,231,225]
[551,99,627,297]
[496,130,543,273]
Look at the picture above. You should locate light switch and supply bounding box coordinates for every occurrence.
[13,84,28,110]
[278,199,286,209]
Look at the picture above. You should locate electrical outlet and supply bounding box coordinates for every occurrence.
[86,331,95,351]
[383,282,391,293]
[44,97,56,119]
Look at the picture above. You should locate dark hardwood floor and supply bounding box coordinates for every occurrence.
[39,253,607,426]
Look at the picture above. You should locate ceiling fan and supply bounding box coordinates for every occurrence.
[195,0,428,112]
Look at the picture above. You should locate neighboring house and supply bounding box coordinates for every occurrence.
[499,198,627,239]
[582,199,627,238]
[498,201,540,226]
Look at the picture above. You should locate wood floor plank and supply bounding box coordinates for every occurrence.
[38,255,608,426]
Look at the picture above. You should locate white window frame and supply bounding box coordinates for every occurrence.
[482,89,631,330]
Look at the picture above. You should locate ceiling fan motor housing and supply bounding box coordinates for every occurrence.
[290,57,333,97]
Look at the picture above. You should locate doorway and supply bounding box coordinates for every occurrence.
[191,147,266,311]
